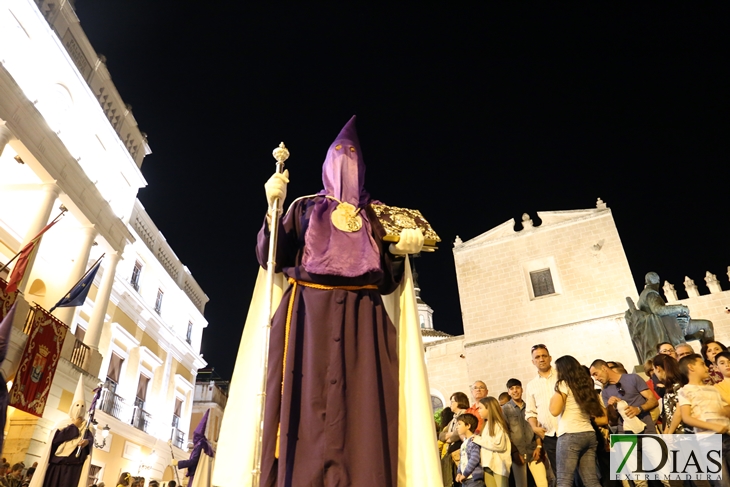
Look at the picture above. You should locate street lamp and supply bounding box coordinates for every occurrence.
[138,449,157,474]
[92,420,110,449]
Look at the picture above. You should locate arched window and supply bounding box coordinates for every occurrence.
[28,279,46,296]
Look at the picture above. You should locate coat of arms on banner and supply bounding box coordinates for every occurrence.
[9,305,68,417]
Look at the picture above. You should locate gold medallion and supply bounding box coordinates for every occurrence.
[331,202,362,232]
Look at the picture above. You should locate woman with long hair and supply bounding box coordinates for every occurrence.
[652,354,685,434]
[701,341,727,384]
[549,355,605,487]
[474,397,512,487]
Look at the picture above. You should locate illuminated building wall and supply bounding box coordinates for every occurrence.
[425,202,730,406]
[426,203,639,405]
[0,1,208,484]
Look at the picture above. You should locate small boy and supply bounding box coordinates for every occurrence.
[455,413,485,487]
[678,354,730,485]
[498,392,511,406]
[714,351,730,405]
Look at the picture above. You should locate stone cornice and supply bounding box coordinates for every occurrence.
[454,208,613,254]
[0,65,134,253]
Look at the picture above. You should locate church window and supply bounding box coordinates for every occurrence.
[530,269,555,297]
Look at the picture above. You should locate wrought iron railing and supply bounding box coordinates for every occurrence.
[172,427,185,449]
[132,406,151,433]
[99,388,126,422]
[70,338,89,369]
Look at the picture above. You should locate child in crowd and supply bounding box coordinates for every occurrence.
[474,397,512,487]
[498,393,510,406]
[714,351,730,405]
[652,354,685,434]
[455,413,485,487]
[678,354,730,487]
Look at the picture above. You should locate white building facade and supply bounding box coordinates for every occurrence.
[0,0,207,484]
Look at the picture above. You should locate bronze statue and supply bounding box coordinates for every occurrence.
[626,272,714,363]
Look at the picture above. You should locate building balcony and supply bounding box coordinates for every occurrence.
[132,406,151,433]
[100,388,155,434]
[193,380,228,410]
[99,388,128,422]
[171,427,186,450]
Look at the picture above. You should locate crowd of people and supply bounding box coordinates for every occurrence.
[436,341,730,487]
[0,460,35,487]
[112,472,177,487]
[0,463,176,487]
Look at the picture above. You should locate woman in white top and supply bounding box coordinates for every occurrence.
[549,355,606,487]
[473,397,512,487]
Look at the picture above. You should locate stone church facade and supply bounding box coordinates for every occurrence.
[425,200,730,407]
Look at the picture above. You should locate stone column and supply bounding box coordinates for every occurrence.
[84,251,121,350]
[0,123,13,158]
[18,183,61,293]
[53,226,97,326]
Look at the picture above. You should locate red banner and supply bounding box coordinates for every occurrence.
[0,278,19,322]
[9,304,68,417]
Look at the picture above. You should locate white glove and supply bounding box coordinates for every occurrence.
[264,169,289,208]
[390,228,424,255]
[172,459,178,466]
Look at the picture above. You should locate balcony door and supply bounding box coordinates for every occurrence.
[135,374,150,410]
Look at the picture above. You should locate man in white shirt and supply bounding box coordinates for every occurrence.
[524,344,558,474]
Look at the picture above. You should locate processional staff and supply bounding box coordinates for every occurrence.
[251,142,290,487]
[167,439,182,486]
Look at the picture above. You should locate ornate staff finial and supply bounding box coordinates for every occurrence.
[273,142,290,164]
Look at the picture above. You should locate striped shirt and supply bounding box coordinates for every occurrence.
[524,367,559,437]
[458,436,484,480]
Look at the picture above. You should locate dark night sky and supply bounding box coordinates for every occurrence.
[73,2,729,379]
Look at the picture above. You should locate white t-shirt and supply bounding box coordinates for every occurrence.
[556,382,594,436]
[677,384,730,434]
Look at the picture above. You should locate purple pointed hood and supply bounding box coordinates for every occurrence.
[303,116,381,277]
[0,303,17,364]
[193,408,210,443]
[319,115,370,207]
[192,408,214,457]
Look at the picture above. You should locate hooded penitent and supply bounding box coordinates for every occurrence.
[29,376,94,487]
[69,375,86,420]
[302,116,381,277]
[178,408,215,486]
[212,117,441,487]
[0,302,16,364]
[0,302,16,456]
[193,409,214,457]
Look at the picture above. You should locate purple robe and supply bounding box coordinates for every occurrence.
[41,424,93,487]
[258,197,404,487]
[177,428,214,484]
